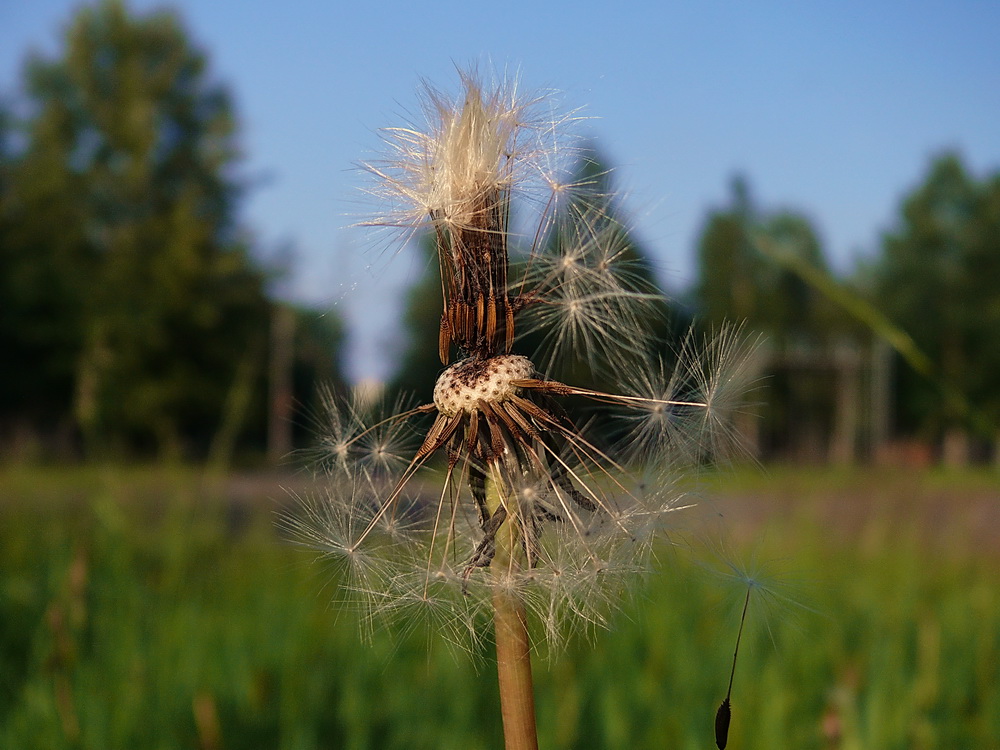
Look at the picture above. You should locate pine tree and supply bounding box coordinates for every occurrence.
[876,153,1000,453]
[3,1,271,457]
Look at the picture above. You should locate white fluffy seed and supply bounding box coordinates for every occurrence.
[433,355,535,416]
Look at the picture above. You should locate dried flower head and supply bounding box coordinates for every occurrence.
[290,69,752,649]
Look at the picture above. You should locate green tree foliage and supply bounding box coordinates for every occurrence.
[291,304,348,445]
[694,176,847,459]
[695,175,835,344]
[390,233,448,399]
[1,1,272,458]
[695,176,761,325]
[874,153,1000,440]
[0,95,86,439]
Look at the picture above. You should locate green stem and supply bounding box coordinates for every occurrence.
[494,588,538,750]
[488,469,539,750]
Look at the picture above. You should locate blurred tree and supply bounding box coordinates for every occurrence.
[695,175,761,326]
[1,0,272,458]
[289,304,348,451]
[695,175,835,345]
[755,212,837,340]
[390,232,447,399]
[874,153,1000,458]
[693,176,850,460]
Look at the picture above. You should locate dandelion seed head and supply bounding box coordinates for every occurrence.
[295,67,755,650]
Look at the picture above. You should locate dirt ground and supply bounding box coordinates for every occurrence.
[219,467,1000,555]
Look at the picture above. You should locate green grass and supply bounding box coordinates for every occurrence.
[1,464,997,749]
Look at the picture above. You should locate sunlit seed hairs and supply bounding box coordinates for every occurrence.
[290,68,753,650]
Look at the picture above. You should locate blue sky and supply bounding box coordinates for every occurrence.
[3,1,999,382]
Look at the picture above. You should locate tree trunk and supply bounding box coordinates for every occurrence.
[268,304,296,464]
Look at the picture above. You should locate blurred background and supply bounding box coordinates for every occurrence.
[1,1,998,748]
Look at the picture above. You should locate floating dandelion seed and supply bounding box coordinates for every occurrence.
[715,583,750,750]
[288,67,754,750]
[703,545,814,749]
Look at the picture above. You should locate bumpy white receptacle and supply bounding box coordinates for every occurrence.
[433,355,535,416]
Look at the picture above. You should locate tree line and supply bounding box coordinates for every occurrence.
[690,157,1000,464]
[393,154,1000,465]
[0,1,344,463]
[4,1,998,465]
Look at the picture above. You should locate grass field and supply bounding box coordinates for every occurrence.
[1,464,998,749]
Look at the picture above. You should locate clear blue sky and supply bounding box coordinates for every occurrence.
[3,0,999,382]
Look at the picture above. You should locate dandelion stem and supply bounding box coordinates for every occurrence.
[494,589,538,750]
[489,471,539,750]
